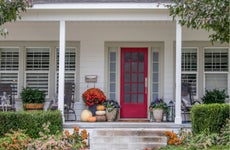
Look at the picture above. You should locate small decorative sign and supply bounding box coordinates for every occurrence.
[85,75,97,83]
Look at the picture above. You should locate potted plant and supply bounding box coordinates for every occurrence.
[149,98,168,122]
[103,100,120,121]
[20,87,45,110]
[201,89,229,104]
[82,88,106,115]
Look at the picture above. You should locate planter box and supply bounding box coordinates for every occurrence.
[24,103,44,111]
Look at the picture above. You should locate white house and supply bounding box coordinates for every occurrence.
[0,0,229,124]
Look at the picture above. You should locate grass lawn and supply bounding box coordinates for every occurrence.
[160,145,230,150]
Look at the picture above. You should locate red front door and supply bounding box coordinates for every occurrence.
[120,48,148,118]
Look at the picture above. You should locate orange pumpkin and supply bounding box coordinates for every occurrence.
[87,116,97,122]
[96,105,105,111]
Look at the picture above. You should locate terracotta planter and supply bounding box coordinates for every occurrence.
[152,109,163,122]
[24,103,44,111]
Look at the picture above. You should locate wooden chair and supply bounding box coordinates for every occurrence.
[0,83,16,111]
[48,82,76,121]
[181,82,200,122]
[64,82,76,121]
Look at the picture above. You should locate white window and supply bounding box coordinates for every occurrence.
[108,48,117,100]
[26,48,50,95]
[181,48,198,97]
[204,48,228,91]
[55,48,77,94]
[0,47,19,96]
[152,51,159,101]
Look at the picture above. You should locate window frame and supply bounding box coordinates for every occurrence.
[181,47,198,98]
[25,47,50,97]
[0,47,19,97]
[203,47,229,92]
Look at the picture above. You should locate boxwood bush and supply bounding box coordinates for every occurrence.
[0,110,63,138]
[191,104,230,134]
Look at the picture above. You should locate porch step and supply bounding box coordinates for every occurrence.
[90,129,167,150]
[63,122,191,150]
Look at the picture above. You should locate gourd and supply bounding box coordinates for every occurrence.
[81,110,92,122]
[95,110,106,116]
[96,105,105,111]
[87,116,97,122]
[96,115,106,122]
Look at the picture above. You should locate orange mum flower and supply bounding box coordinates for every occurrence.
[64,130,70,137]
[82,88,106,106]
[74,127,79,133]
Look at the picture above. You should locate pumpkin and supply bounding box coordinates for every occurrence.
[96,105,105,111]
[81,110,92,122]
[95,110,106,116]
[87,116,97,122]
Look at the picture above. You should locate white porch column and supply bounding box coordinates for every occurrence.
[174,20,182,124]
[58,20,66,121]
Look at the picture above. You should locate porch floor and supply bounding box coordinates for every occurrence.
[64,121,191,130]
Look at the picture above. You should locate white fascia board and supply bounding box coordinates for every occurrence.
[21,3,172,21]
[21,10,172,21]
[31,3,169,10]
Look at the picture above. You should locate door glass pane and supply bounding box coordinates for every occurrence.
[132,84,137,92]
[138,94,144,103]
[124,73,130,82]
[132,52,138,61]
[124,84,130,92]
[132,94,137,103]
[138,73,144,82]
[132,73,137,82]
[132,62,137,72]
[125,63,130,72]
[139,62,144,72]
[138,83,144,92]
[125,53,131,61]
[139,52,144,61]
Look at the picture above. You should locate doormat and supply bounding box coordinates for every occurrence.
[118,119,150,122]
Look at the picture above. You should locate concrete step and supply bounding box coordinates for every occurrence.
[63,122,191,150]
[89,129,167,150]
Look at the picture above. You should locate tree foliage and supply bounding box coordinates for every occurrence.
[168,0,229,43]
[0,0,30,36]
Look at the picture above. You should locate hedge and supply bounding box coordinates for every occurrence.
[0,110,63,138]
[191,104,230,134]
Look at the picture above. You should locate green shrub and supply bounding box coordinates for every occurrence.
[201,89,228,104]
[0,110,63,138]
[191,104,230,134]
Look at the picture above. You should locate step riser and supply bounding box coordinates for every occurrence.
[89,130,167,150]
